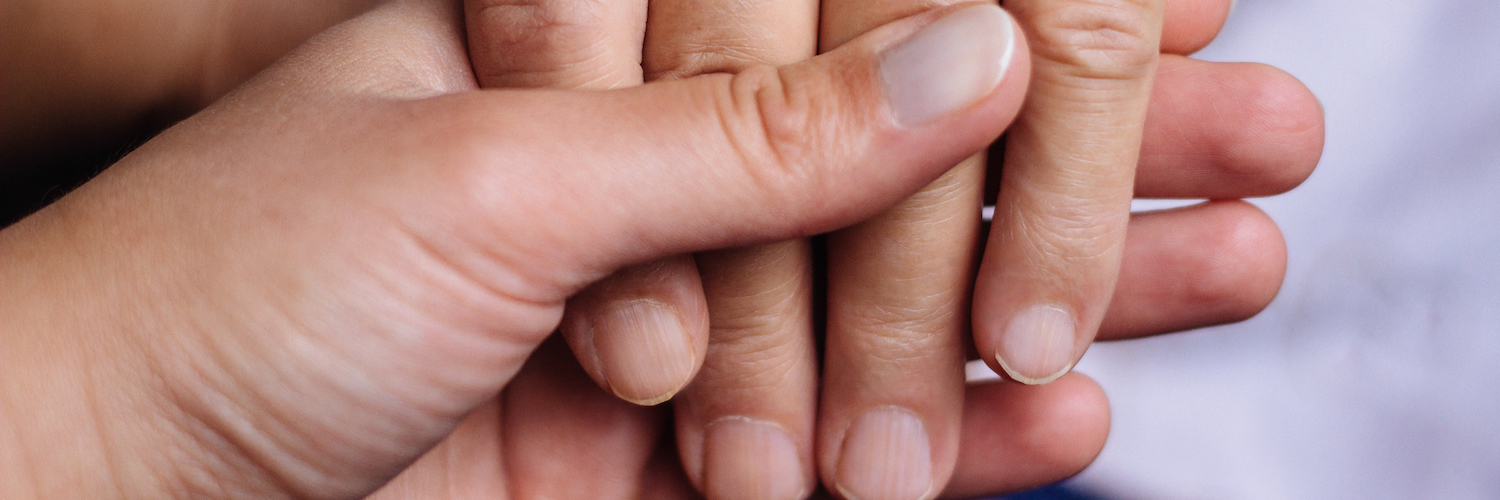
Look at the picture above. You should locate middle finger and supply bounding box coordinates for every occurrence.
[637,0,823,499]
[816,1,1006,498]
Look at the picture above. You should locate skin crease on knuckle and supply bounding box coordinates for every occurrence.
[696,334,805,392]
[697,266,808,367]
[649,43,784,82]
[469,0,629,86]
[714,66,837,227]
[1014,0,1162,83]
[1002,193,1126,270]
[839,304,965,368]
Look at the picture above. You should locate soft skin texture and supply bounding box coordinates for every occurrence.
[458,0,1322,497]
[0,0,1322,498]
[0,0,1037,498]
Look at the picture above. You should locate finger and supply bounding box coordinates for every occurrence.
[942,373,1110,498]
[465,0,712,406]
[642,0,817,81]
[969,201,1287,349]
[674,243,820,500]
[464,0,646,89]
[816,0,1225,52]
[1160,0,1232,55]
[819,161,980,500]
[813,2,1013,498]
[179,7,1029,493]
[973,0,1164,385]
[1097,200,1285,340]
[320,12,1030,486]
[501,338,668,498]
[1135,56,1324,198]
[981,59,1324,201]
[637,0,821,496]
[419,3,1031,305]
[559,258,710,405]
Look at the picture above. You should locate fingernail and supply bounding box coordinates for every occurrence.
[995,304,1077,385]
[880,5,1017,127]
[703,417,807,500]
[593,300,696,405]
[835,407,933,500]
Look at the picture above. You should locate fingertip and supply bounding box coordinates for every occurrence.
[559,258,709,406]
[1237,64,1325,191]
[1207,62,1324,195]
[946,374,1110,497]
[1138,59,1323,198]
[1029,373,1112,469]
[985,373,1110,469]
[1191,201,1286,322]
[1099,200,1287,340]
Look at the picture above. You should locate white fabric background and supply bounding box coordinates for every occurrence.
[1070,0,1500,498]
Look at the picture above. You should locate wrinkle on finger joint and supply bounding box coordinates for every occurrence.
[1012,0,1163,83]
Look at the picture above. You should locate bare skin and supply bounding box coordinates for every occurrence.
[0,0,1321,498]
[0,0,1040,497]
[459,0,1320,497]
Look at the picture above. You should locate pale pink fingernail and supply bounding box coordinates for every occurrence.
[995,304,1077,385]
[703,417,808,500]
[834,407,933,500]
[593,300,696,405]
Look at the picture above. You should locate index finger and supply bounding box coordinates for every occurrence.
[975,0,1166,384]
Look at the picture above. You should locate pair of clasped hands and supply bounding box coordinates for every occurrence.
[0,0,1324,498]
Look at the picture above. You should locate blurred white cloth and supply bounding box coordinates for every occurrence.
[1071,1,1500,498]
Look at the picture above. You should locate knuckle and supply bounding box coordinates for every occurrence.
[701,323,806,388]
[1021,0,1161,82]
[470,0,626,86]
[710,319,802,367]
[647,42,781,81]
[713,66,830,213]
[1005,191,1130,271]
[841,299,963,365]
[473,0,602,55]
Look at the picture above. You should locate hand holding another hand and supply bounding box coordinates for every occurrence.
[453,0,1321,498]
[0,0,1322,498]
[1,0,1030,497]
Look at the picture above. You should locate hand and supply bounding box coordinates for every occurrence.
[369,339,1109,499]
[0,0,1031,498]
[463,0,1323,499]
[0,0,382,222]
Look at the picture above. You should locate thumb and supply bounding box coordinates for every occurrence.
[436,3,1029,296]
